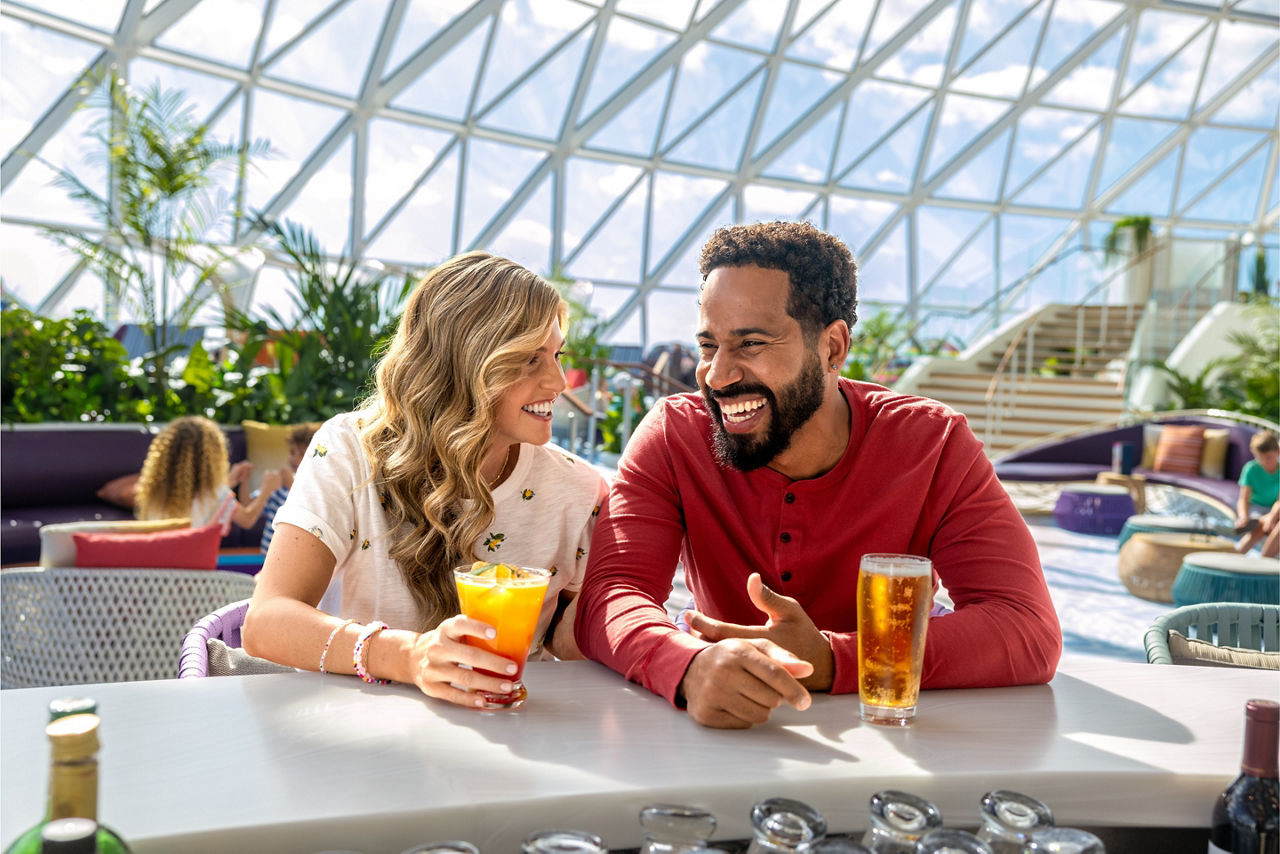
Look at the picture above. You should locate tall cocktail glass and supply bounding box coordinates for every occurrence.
[453,563,550,709]
[856,553,932,726]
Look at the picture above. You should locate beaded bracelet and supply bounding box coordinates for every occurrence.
[318,618,358,673]
[353,621,391,685]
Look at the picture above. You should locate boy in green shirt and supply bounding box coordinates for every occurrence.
[1236,429,1279,557]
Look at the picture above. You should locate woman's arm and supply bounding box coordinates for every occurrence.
[242,523,529,707]
[230,469,284,528]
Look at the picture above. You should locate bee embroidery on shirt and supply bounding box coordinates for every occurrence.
[485,533,505,551]
[591,505,600,517]
[350,529,356,540]
[361,539,371,551]
[561,454,576,464]
[379,491,388,510]
[309,526,323,538]
[312,444,328,458]
[576,547,586,560]
[521,489,535,500]
[549,565,558,576]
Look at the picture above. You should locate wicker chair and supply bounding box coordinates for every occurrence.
[0,567,256,688]
[178,598,293,678]
[1144,602,1280,665]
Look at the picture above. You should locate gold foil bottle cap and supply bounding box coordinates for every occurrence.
[47,713,100,760]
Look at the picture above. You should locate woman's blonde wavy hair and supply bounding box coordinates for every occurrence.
[357,251,567,632]
[135,416,230,521]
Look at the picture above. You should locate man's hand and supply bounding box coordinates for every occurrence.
[685,573,835,691]
[678,637,812,729]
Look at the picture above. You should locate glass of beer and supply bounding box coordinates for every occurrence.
[453,562,550,709]
[856,553,932,726]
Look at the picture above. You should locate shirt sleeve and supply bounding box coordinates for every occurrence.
[575,405,710,706]
[272,422,359,563]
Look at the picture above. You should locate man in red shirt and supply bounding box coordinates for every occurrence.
[574,221,1062,729]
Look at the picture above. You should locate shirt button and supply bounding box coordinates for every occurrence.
[785,493,795,503]
[780,532,791,543]
[781,571,793,582]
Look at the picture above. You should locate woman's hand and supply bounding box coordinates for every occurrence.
[407,615,521,707]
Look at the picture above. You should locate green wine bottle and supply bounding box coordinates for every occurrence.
[4,711,131,854]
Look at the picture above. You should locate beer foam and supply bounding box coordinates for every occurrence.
[861,554,932,577]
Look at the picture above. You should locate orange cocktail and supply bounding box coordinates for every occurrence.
[453,562,550,709]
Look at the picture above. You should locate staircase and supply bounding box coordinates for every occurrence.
[907,304,1143,459]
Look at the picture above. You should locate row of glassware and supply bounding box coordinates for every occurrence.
[370,789,1105,854]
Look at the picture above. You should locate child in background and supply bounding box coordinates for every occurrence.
[1235,429,1279,557]
[259,423,319,553]
[135,415,283,533]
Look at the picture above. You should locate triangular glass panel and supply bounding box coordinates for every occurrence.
[1182,147,1269,222]
[1177,126,1269,210]
[586,67,672,156]
[486,171,553,274]
[244,89,348,216]
[923,94,1011,181]
[645,288,702,349]
[1196,20,1278,113]
[23,0,124,31]
[390,17,490,121]
[707,0,787,51]
[127,59,240,128]
[828,196,899,256]
[616,0,696,29]
[999,213,1070,289]
[1210,59,1280,129]
[934,128,1012,202]
[480,26,592,140]
[383,0,475,76]
[661,43,763,147]
[563,157,645,255]
[579,17,677,120]
[925,219,996,305]
[743,186,821,228]
[660,197,732,286]
[877,1,959,88]
[461,139,546,248]
[0,20,103,157]
[364,119,457,234]
[1269,156,1279,217]
[863,0,933,60]
[791,0,845,40]
[1005,107,1096,193]
[565,179,646,283]
[841,106,932,192]
[193,96,248,246]
[1234,0,1278,13]
[277,134,353,254]
[916,206,990,287]
[786,0,875,70]
[1121,9,1205,98]
[1096,117,1179,196]
[1028,0,1122,91]
[0,222,81,311]
[664,71,764,171]
[648,172,729,274]
[2,104,103,228]
[752,63,843,158]
[956,0,1042,70]
[1120,28,1210,120]
[265,0,389,98]
[260,0,333,62]
[858,218,909,302]
[475,0,595,111]
[1105,147,1179,218]
[155,0,266,69]
[1012,128,1099,209]
[365,147,459,265]
[833,82,932,175]
[952,4,1048,98]
[597,285,643,346]
[762,108,842,183]
[1041,25,1125,110]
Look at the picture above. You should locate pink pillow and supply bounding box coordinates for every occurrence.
[73,524,221,570]
[1153,425,1206,476]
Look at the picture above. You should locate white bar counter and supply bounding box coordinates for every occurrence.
[1,654,1275,853]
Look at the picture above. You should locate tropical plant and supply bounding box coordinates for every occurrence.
[222,217,417,422]
[1149,360,1224,410]
[1215,304,1280,421]
[840,309,920,385]
[1249,247,1270,300]
[42,71,269,417]
[1103,215,1154,263]
[547,270,613,375]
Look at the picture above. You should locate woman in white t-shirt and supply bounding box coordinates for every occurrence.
[243,251,609,709]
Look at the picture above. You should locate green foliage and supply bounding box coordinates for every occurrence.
[1103,216,1153,263]
[1215,304,1280,421]
[1249,248,1270,299]
[1,307,148,422]
[1150,361,1223,410]
[548,271,613,374]
[839,309,944,386]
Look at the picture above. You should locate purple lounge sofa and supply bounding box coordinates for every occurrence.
[992,414,1262,514]
[1,423,265,566]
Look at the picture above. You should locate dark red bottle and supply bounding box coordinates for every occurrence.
[1209,698,1279,854]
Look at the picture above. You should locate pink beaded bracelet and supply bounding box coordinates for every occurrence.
[353,621,391,685]
[318,618,357,673]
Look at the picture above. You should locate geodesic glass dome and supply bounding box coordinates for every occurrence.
[3,0,1277,352]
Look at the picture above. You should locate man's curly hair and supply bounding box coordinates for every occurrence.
[699,220,857,336]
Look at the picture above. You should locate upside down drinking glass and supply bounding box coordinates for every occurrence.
[856,553,932,726]
[453,562,550,709]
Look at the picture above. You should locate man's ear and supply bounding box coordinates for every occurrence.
[823,319,851,370]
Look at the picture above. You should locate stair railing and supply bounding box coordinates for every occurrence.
[982,310,1042,449]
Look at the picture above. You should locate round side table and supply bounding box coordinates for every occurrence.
[1117,532,1238,603]
[1172,552,1280,606]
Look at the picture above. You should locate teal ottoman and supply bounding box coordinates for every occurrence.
[1172,552,1280,606]
[1118,514,1218,550]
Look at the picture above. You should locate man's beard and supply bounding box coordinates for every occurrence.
[702,352,826,472]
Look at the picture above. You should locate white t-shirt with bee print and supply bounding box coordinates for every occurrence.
[272,411,609,659]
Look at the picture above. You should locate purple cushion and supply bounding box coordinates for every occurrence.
[993,462,1109,482]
